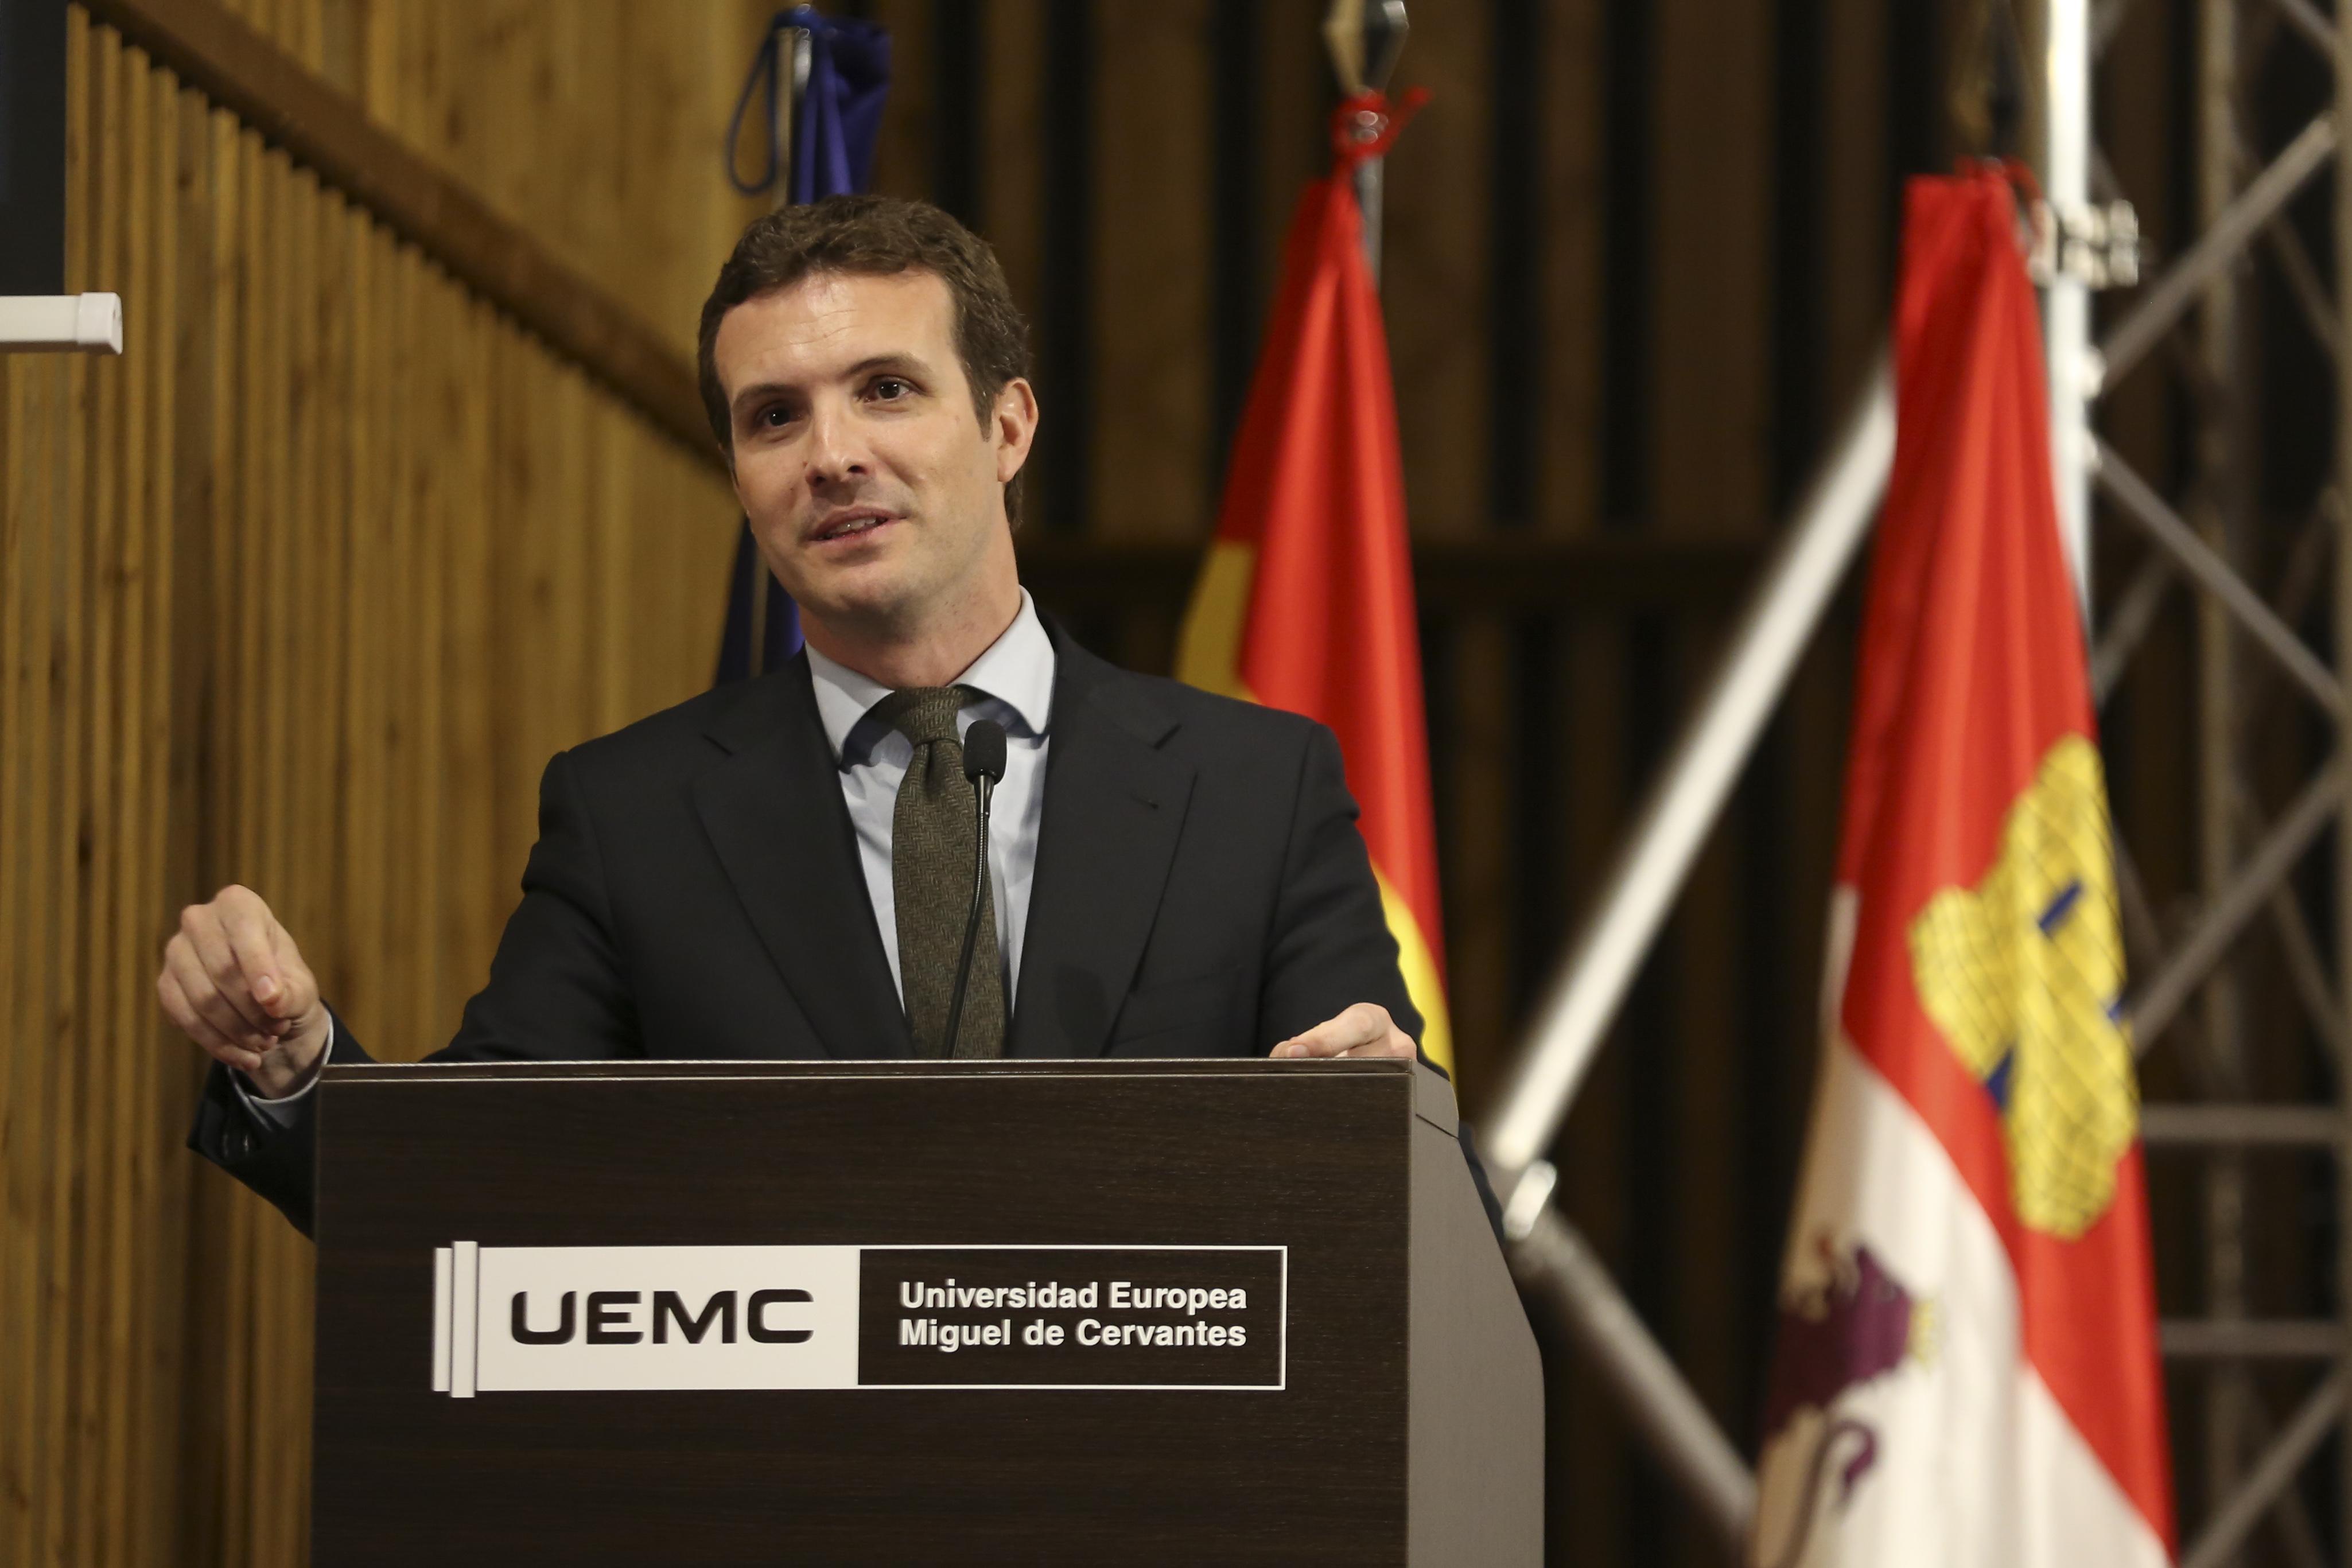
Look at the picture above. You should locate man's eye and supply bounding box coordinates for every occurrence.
[756,405,793,428]
[872,378,911,400]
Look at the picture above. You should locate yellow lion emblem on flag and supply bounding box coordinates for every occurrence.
[1907,736,2137,1239]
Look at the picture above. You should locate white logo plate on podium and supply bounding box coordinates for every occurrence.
[432,1243,1287,1396]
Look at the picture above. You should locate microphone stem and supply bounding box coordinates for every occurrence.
[940,773,995,1056]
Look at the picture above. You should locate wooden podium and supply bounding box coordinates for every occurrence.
[310,1056,1542,1564]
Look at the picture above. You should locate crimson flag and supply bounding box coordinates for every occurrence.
[1750,167,2172,1567]
[1176,90,1451,1071]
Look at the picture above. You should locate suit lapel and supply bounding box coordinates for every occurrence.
[1009,633,1195,1059]
[691,658,914,1059]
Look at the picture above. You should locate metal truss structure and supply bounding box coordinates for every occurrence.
[2081,3,2352,1564]
[1472,2,2352,1565]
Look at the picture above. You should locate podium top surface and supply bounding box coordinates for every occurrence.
[320,1054,1457,1132]
[323,1055,1412,1080]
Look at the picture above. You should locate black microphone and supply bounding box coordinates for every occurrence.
[941,719,1008,1057]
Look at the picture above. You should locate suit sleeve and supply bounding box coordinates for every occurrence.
[439,747,642,1063]
[187,1003,372,1238]
[1255,722,1422,1049]
[1254,722,1503,1238]
[186,748,640,1238]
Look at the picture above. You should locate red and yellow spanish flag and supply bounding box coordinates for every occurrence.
[1749,167,2171,1567]
[1175,92,1451,1073]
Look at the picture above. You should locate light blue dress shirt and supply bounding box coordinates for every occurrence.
[244,590,1055,1117]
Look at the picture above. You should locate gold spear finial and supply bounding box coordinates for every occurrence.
[1323,0,1408,99]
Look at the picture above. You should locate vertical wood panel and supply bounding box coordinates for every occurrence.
[1381,1,1490,538]
[1444,618,1516,1085]
[1250,0,1327,298]
[1652,0,1772,538]
[46,18,96,1565]
[1651,14,1775,1561]
[866,0,935,201]
[127,69,181,1568]
[1539,0,1605,535]
[1663,625,1745,1568]
[1090,0,1213,540]
[980,0,1045,326]
[1033,0,1094,536]
[1821,0,1890,415]
[77,24,126,1561]
[1553,610,1636,1565]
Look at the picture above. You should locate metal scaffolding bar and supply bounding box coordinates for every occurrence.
[2140,1103,2345,1146]
[2093,441,2346,716]
[2125,758,2344,1052]
[1505,1205,1756,1553]
[2086,0,2351,1555]
[1480,357,1895,1181]
[2267,0,2337,61]
[2097,114,2337,383]
[2332,7,2352,1555]
[2163,1321,2349,1359]
[2180,1374,2346,1568]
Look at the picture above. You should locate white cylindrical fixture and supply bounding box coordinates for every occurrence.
[2045,0,2095,614]
[0,293,123,354]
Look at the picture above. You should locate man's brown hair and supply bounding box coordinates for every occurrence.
[697,194,1033,521]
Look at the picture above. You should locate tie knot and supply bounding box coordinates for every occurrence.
[873,684,975,748]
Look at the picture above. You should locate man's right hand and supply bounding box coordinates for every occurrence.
[157,884,330,1099]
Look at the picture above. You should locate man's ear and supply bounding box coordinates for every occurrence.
[992,377,1039,485]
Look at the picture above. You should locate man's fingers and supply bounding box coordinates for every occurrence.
[267,928,320,1022]
[1270,1022,1350,1058]
[157,966,265,1072]
[217,899,292,1022]
[165,936,275,1053]
[154,885,322,1075]
[179,908,276,1035]
[1273,1003,1394,1058]
[1335,1031,1416,1059]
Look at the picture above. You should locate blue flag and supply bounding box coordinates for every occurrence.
[715,7,891,684]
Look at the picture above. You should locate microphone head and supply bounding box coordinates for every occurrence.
[962,718,1008,784]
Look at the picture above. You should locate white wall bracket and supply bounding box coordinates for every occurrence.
[0,294,123,354]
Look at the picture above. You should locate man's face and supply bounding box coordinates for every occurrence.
[715,269,1033,636]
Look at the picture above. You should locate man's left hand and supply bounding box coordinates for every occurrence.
[1271,1002,1416,1060]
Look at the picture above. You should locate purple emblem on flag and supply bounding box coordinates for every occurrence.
[1757,1238,1933,1568]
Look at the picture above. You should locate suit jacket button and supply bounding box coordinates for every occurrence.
[225,1126,254,1162]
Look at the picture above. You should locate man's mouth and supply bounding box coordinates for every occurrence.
[812,509,896,544]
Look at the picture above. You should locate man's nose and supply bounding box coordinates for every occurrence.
[803,399,872,489]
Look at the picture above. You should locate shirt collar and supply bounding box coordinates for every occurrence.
[804,589,1056,767]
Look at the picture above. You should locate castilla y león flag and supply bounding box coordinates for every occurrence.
[1175,91,1451,1073]
[1749,169,2172,1566]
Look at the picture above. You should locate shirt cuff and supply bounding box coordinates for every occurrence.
[231,1015,333,1126]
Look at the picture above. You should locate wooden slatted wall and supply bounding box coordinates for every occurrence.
[0,9,746,1562]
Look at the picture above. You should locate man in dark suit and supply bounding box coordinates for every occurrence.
[160,196,1434,1237]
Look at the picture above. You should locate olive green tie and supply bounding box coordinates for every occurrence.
[875,685,1004,1059]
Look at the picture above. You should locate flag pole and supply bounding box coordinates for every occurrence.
[2043,0,2095,618]
[772,17,811,214]
[1323,1,1408,285]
